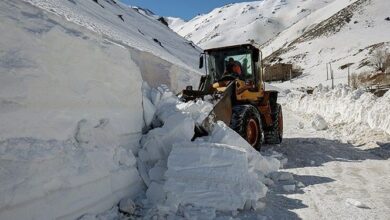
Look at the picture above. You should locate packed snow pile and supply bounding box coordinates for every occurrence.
[137,85,280,218]
[286,85,390,136]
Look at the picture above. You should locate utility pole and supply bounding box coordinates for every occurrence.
[329,62,334,89]
[326,63,329,80]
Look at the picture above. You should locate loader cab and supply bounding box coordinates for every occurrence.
[200,44,262,89]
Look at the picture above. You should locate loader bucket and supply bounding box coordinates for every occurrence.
[180,82,234,138]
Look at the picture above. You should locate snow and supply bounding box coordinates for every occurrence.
[346,198,371,209]
[83,87,390,219]
[136,86,280,217]
[2,0,389,219]
[21,0,203,92]
[166,17,186,31]
[0,0,203,219]
[263,99,390,220]
[311,114,328,131]
[23,0,203,73]
[264,0,390,89]
[286,85,390,138]
[171,0,390,90]
[171,0,337,49]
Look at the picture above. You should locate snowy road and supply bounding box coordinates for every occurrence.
[261,103,390,220]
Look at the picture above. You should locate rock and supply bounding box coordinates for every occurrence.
[119,198,136,214]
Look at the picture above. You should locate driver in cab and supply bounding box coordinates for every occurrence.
[225,58,242,77]
[213,58,243,89]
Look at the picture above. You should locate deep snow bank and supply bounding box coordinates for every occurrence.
[137,85,280,218]
[0,0,202,219]
[0,1,145,219]
[286,85,390,136]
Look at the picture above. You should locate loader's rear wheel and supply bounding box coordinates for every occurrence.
[230,105,263,151]
[264,104,283,144]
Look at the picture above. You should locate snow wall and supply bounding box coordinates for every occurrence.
[286,85,390,136]
[0,1,199,219]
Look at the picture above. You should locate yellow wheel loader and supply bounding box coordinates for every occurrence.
[180,44,283,150]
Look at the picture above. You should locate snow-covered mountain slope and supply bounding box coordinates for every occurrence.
[0,0,203,219]
[171,0,337,49]
[263,0,390,89]
[171,0,390,89]
[166,16,186,30]
[24,0,203,89]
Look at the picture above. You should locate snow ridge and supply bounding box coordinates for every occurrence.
[286,85,390,138]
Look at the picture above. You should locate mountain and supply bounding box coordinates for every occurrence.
[171,0,390,89]
[170,0,337,49]
[166,16,186,30]
[262,0,390,89]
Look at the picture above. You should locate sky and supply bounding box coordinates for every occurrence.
[121,0,255,21]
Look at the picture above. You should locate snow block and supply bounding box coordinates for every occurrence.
[164,142,268,212]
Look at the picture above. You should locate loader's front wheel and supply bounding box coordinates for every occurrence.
[230,105,263,151]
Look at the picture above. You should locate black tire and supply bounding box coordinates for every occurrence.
[264,104,283,144]
[230,105,263,151]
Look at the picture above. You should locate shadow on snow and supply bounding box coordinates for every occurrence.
[255,137,390,219]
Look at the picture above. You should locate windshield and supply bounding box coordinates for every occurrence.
[207,50,254,82]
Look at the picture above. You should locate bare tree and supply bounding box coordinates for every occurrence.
[371,48,389,72]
